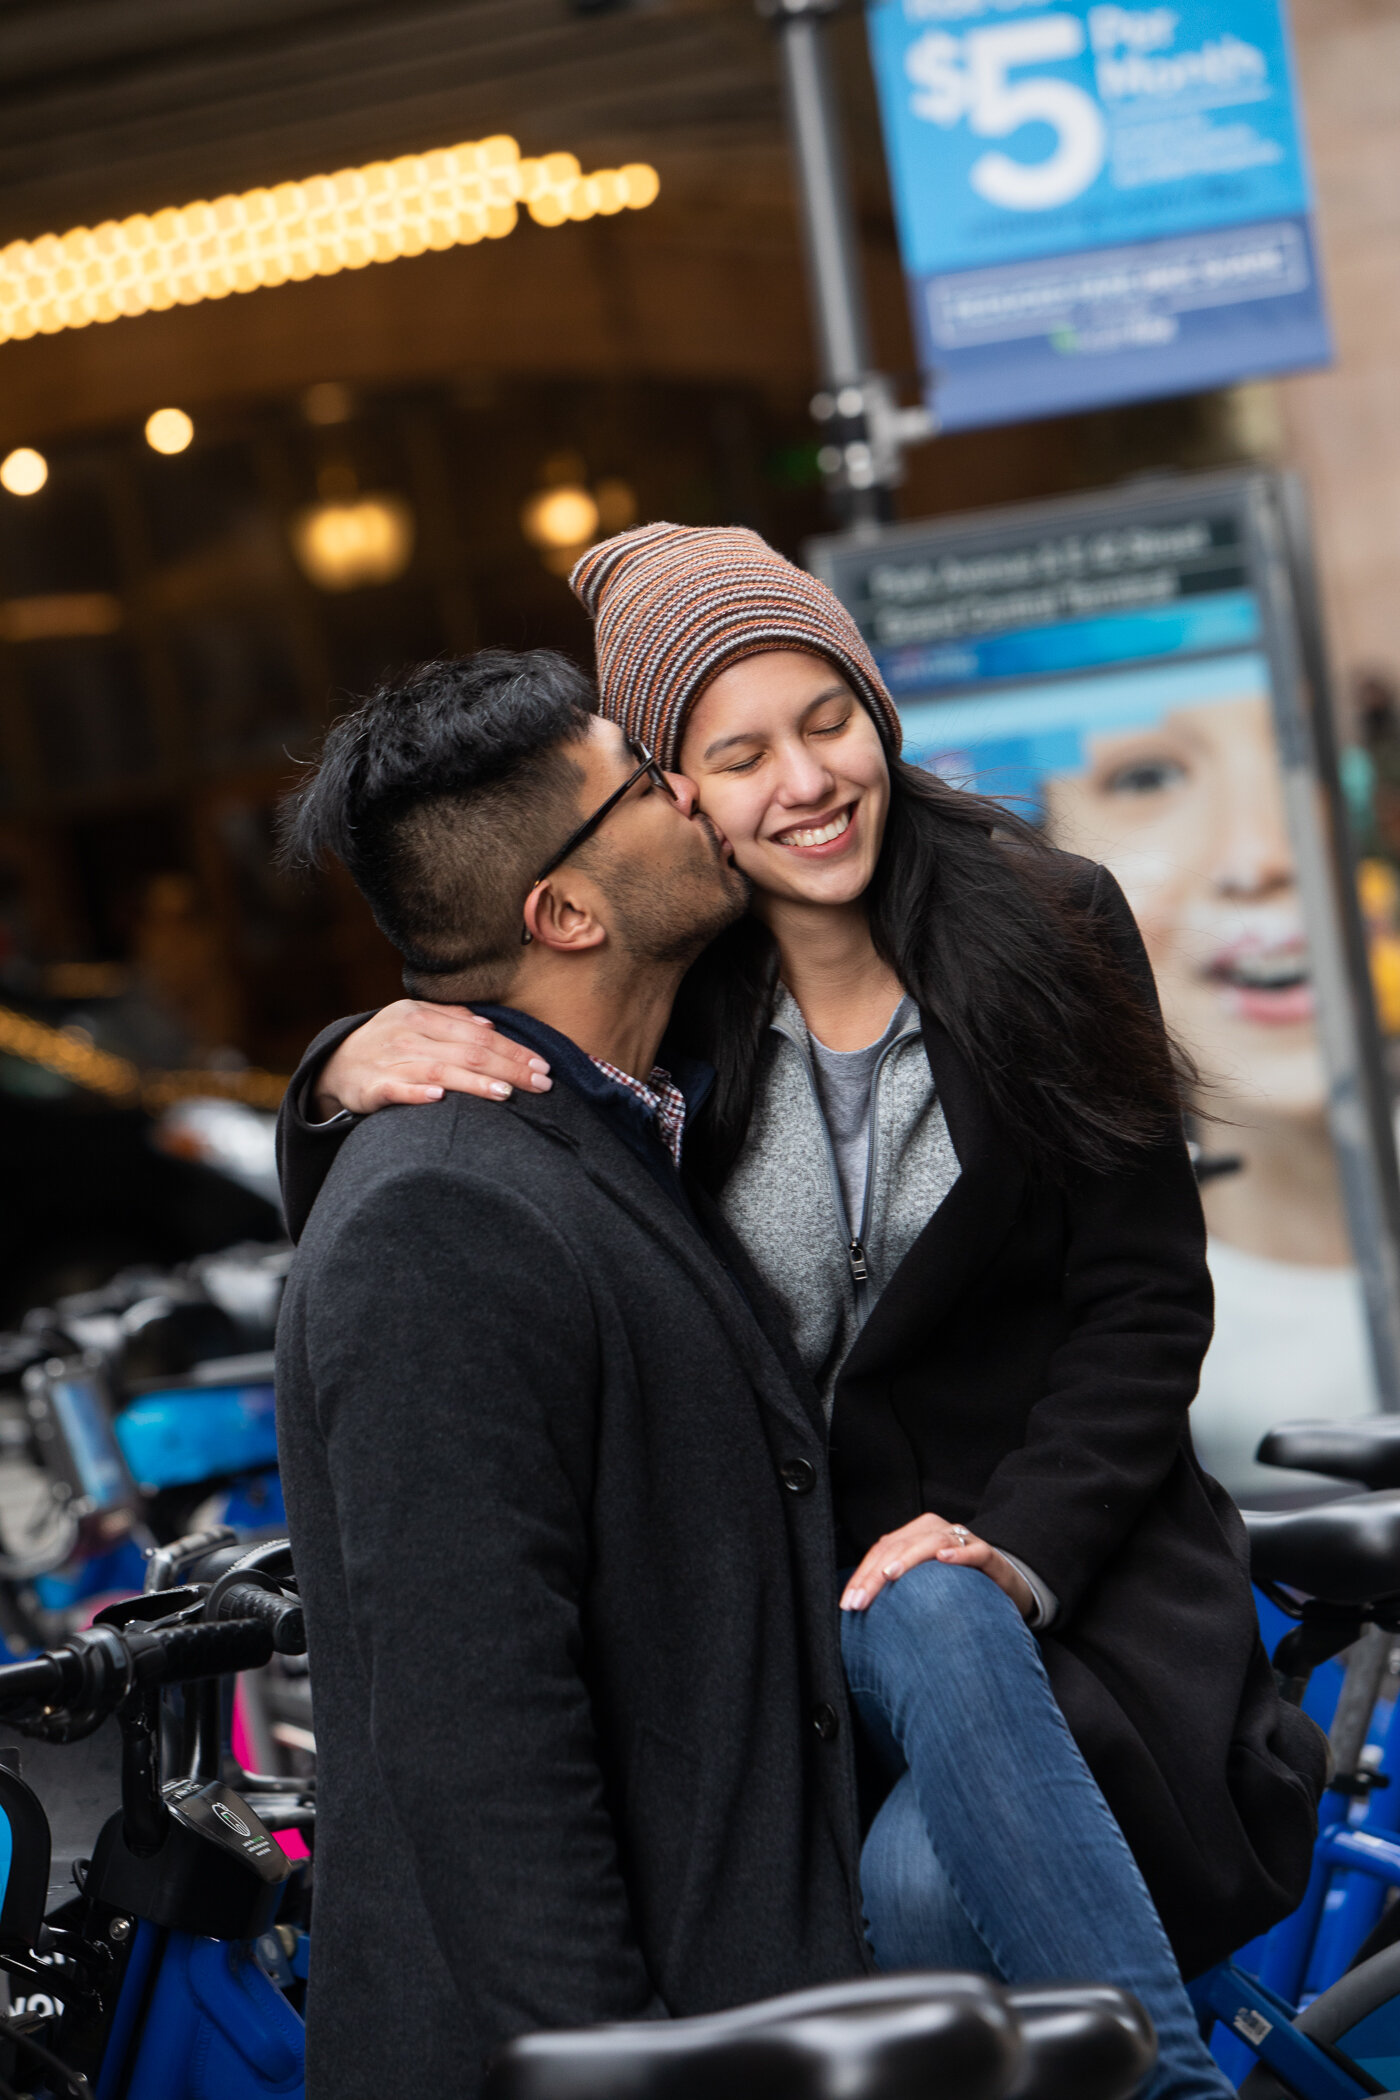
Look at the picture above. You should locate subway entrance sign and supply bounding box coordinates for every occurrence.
[866,1,1332,430]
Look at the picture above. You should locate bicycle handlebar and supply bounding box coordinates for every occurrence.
[127,1617,275,1682]
[213,1581,306,1655]
[0,1617,275,1731]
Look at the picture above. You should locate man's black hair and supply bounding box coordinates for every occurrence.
[280,650,594,997]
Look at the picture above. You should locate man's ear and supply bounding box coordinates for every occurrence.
[522,874,608,954]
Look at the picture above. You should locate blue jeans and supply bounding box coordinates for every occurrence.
[841,1561,1231,2100]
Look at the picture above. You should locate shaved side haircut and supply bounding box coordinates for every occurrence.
[280,651,593,999]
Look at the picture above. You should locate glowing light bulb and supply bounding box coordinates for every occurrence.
[621,165,660,209]
[291,492,415,591]
[0,447,47,496]
[521,485,600,552]
[145,407,194,454]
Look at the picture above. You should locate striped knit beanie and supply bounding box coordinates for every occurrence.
[570,522,903,770]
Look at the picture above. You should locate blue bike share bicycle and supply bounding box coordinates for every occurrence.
[0,1528,311,2099]
[1192,1419,1400,2098]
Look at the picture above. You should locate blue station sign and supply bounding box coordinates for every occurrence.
[866,0,1332,429]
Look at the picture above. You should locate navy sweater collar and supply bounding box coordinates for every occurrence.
[471,1005,713,1202]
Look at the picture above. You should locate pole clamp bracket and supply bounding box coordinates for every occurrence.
[811,375,936,493]
[756,0,846,21]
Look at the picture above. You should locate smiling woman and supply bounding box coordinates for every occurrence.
[680,652,897,1048]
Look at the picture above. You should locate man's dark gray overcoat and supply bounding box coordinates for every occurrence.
[275,1082,870,2099]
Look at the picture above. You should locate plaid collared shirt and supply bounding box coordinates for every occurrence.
[588,1057,687,1169]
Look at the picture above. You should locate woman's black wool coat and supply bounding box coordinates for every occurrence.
[829,864,1325,1978]
[280,864,1326,1984]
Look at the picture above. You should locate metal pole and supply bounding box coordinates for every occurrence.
[772,3,871,390]
[1274,473,1400,1409]
[758,0,933,524]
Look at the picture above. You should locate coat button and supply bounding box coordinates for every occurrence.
[811,1702,839,1741]
[780,1458,816,1495]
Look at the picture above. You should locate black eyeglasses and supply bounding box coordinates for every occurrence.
[522,736,678,943]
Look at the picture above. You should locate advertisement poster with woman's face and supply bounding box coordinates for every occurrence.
[900,649,1376,1505]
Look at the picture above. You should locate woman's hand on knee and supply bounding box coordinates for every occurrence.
[310,1002,553,1116]
[839,1515,1035,1621]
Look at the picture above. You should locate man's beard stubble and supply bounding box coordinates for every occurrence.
[602,814,751,970]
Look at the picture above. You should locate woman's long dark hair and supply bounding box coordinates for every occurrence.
[671,757,1194,1194]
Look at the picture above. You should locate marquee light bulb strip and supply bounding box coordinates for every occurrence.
[0,138,660,345]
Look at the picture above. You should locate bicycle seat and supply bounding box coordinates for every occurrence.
[1003,1985,1155,2100]
[1245,1490,1400,1605]
[486,1973,1156,2100]
[1258,1416,1400,1491]
[486,1975,1017,2100]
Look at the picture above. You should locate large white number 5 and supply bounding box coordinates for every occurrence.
[965,18,1106,212]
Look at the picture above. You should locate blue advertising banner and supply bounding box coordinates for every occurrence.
[866,0,1332,428]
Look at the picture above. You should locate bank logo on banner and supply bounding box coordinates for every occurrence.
[866,0,1332,429]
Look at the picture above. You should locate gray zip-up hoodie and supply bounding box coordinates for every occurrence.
[719,985,960,1416]
[719,985,1056,1627]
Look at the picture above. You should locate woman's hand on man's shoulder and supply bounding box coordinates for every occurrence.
[312,1001,553,1117]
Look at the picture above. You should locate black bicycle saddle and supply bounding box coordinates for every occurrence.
[486,1975,1015,2100]
[1258,1416,1400,1491]
[1245,1490,1400,1605]
[486,1973,1155,2100]
[1004,1984,1155,2100]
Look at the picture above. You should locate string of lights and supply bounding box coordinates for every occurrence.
[0,1004,289,1113]
[0,137,660,345]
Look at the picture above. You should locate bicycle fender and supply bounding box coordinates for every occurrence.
[0,1760,51,1957]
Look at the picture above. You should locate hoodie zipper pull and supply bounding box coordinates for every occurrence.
[848,1238,869,1285]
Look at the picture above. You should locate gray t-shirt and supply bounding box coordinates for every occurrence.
[807,996,919,1230]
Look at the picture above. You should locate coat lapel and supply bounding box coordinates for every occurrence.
[689,1186,830,1446]
[504,1086,822,1448]
[838,1012,1028,1384]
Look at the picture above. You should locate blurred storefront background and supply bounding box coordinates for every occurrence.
[0,0,1397,1358]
